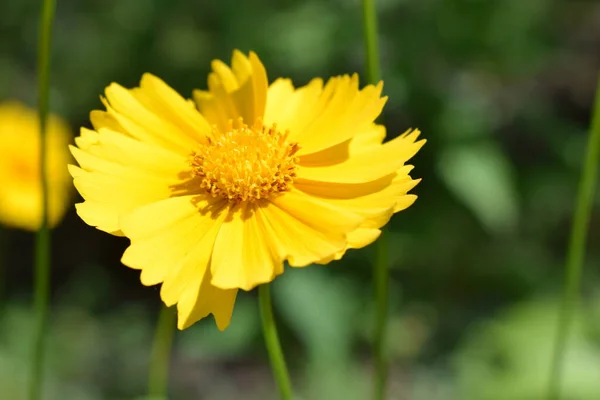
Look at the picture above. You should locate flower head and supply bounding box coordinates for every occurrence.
[0,102,72,231]
[70,50,425,330]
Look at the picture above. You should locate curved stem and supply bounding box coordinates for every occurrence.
[361,0,387,398]
[258,284,293,400]
[548,73,600,400]
[147,305,176,399]
[29,0,56,398]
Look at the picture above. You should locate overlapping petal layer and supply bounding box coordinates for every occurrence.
[70,50,424,330]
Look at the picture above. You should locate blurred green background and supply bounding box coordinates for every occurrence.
[2,0,600,399]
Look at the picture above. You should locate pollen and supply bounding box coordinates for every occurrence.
[191,118,300,202]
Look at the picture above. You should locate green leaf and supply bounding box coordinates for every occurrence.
[438,143,519,233]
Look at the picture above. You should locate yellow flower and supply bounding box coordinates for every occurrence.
[0,102,72,231]
[70,50,425,330]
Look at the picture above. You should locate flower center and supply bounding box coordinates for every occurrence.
[191,119,300,202]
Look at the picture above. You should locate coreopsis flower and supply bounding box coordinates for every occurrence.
[0,102,72,231]
[70,50,424,330]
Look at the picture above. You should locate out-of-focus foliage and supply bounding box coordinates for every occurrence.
[1,0,600,398]
[455,296,600,400]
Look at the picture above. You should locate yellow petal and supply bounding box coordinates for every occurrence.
[69,128,192,234]
[348,124,386,154]
[120,195,228,305]
[229,51,268,123]
[210,60,239,92]
[296,166,420,228]
[318,228,382,264]
[257,201,347,267]
[70,128,187,176]
[103,82,198,155]
[193,50,268,128]
[264,77,324,135]
[74,201,122,235]
[159,207,227,306]
[119,194,237,330]
[247,52,268,120]
[297,129,425,184]
[203,73,239,128]
[263,78,295,124]
[133,74,212,143]
[293,76,385,155]
[74,127,100,150]
[90,110,126,134]
[192,90,228,132]
[177,273,238,331]
[298,123,387,167]
[295,170,399,198]
[120,195,207,286]
[262,189,365,266]
[211,202,282,291]
[295,165,421,258]
[270,188,363,234]
[71,168,176,233]
[264,75,386,156]
[347,228,381,248]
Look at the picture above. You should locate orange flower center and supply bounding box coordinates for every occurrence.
[191,119,300,202]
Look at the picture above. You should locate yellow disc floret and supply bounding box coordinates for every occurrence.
[191,119,299,202]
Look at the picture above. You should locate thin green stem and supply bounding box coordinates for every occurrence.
[548,73,600,400]
[258,284,293,400]
[362,0,381,85]
[0,230,5,310]
[147,305,176,399]
[29,0,56,398]
[373,229,389,400]
[361,0,387,398]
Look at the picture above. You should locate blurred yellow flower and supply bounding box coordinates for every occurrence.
[70,50,424,330]
[0,102,72,231]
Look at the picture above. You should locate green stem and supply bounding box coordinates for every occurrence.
[148,305,176,399]
[29,0,56,398]
[361,0,387,398]
[373,229,389,400]
[548,73,600,400]
[362,0,382,84]
[258,284,293,400]
[0,229,5,311]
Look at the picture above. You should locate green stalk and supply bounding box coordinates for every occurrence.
[362,0,382,84]
[0,230,5,310]
[29,0,56,398]
[361,0,387,398]
[548,73,600,400]
[258,284,293,400]
[147,305,176,399]
[373,228,388,400]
